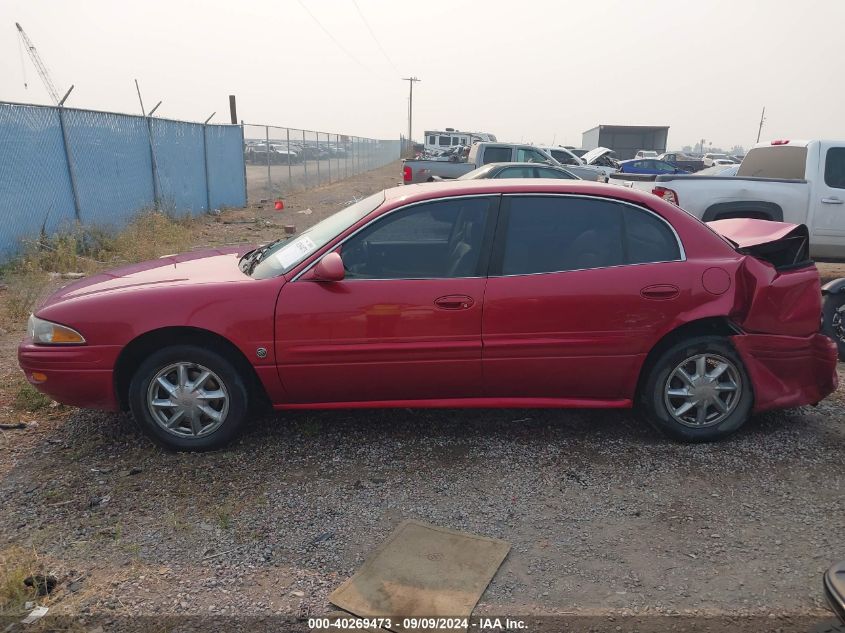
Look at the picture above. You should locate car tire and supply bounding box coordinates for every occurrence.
[822,293,845,360]
[640,336,753,442]
[128,345,249,451]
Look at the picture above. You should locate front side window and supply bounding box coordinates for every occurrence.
[499,196,680,276]
[428,135,435,145]
[824,147,845,189]
[249,192,385,279]
[340,197,493,279]
[516,148,550,163]
[653,160,677,173]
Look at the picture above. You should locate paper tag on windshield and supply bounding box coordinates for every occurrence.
[275,235,317,269]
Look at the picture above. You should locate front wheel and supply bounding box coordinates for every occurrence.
[640,336,753,442]
[128,345,249,451]
[822,293,845,360]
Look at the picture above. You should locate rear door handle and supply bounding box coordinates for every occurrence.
[434,295,474,310]
[822,197,844,204]
[641,284,680,300]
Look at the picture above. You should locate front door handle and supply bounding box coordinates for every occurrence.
[434,295,474,310]
[822,197,844,205]
[641,284,680,300]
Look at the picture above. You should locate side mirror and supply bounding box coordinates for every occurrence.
[313,252,345,282]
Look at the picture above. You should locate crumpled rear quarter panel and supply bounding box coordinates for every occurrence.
[732,333,838,412]
[734,257,822,337]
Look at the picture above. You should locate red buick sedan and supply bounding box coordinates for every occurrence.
[18,180,838,450]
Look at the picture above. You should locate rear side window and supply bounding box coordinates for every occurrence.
[824,148,845,189]
[501,197,625,275]
[481,146,512,164]
[516,148,550,163]
[550,150,578,165]
[499,196,680,275]
[497,166,534,178]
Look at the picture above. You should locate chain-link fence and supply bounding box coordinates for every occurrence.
[243,124,401,202]
[0,101,247,256]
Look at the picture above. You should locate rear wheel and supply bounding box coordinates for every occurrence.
[128,345,249,451]
[640,336,753,442]
[822,293,845,360]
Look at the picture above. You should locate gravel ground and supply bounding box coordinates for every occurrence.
[1,163,844,632]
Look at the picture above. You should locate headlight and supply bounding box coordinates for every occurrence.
[27,314,86,345]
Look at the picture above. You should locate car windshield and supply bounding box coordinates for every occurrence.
[246,191,385,279]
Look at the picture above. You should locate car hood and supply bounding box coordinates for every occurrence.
[581,147,614,164]
[40,245,254,308]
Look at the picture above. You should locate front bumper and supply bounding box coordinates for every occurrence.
[18,340,122,411]
[731,332,838,412]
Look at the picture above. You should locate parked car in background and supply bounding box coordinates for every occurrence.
[702,153,735,167]
[441,162,579,181]
[19,179,837,450]
[618,159,690,175]
[245,142,300,165]
[402,142,557,183]
[712,158,736,166]
[659,152,705,173]
[537,146,617,180]
[635,150,659,159]
[693,164,740,177]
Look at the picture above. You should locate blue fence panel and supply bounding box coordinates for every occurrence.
[205,124,246,209]
[151,118,208,214]
[0,103,77,255]
[63,109,155,228]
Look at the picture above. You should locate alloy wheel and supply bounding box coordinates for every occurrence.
[663,353,741,428]
[146,362,229,438]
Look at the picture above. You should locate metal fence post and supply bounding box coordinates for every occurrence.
[142,113,161,210]
[265,125,271,199]
[286,127,292,192]
[326,132,331,184]
[56,106,82,220]
[240,124,248,205]
[302,129,308,190]
[316,131,321,185]
[202,123,212,212]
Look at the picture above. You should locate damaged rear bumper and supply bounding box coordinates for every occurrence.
[731,332,838,412]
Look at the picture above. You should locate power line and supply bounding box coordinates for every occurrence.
[350,0,401,75]
[296,0,371,73]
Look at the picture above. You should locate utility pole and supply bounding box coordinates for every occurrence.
[756,106,766,143]
[402,77,420,155]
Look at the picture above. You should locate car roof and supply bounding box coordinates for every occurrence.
[481,162,566,169]
[383,178,665,209]
[619,158,660,164]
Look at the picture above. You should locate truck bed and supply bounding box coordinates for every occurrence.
[402,159,475,183]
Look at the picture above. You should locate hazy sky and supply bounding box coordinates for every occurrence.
[2,0,843,150]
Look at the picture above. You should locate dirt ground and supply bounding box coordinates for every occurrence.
[1,163,844,632]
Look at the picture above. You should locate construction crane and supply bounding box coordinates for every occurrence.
[16,21,62,105]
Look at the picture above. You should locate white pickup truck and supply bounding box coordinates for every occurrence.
[613,140,845,260]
